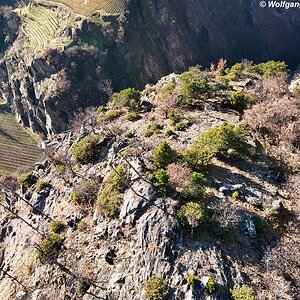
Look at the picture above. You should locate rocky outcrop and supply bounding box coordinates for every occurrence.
[0,24,119,135]
[0,70,296,300]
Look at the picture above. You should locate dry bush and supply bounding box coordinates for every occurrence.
[210,58,227,76]
[244,78,300,167]
[255,76,289,101]
[262,175,300,299]
[0,175,18,191]
[107,119,128,137]
[56,69,71,93]
[70,107,98,135]
[167,163,191,192]
[263,231,300,298]
[284,175,300,205]
[155,93,179,117]
[0,6,20,46]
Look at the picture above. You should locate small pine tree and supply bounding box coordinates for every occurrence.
[231,285,256,300]
[36,234,63,264]
[153,141,179,168]
[178,202,204,235]
[111,88,141,110]
[71,134,101,164]
[144,276,169,300]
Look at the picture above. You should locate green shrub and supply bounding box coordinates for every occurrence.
[184,115,195,125]
[225,90,250,112]
[216,76,232,91]
[153,141,179,168]
[205,277,219,294]
[98,109,121,122]
[76,276,90,295]
[179,70,196,83]
[50,221,65,233]
[191,124,250,159]
[178,202,204,231]
[70,190,81,204]
[18,172,37,188]
[164,129,175,137]
[231,285,256,300]
[174,121,187,132]
[71,134,101,164]
[252,215,267,233]
[144,276,169,300]
[70,180,98,207]
[142,128,155,137]
[153,169,170,194]
[162,81,176,95]
[35,180,52,193]
[225,63,246,80]
[142,123,164,137]
[183,143,212,172]
[98,164,126,217]
[181,172,207,201]
[126,112,141,121]
[291,85,300,97]
[36,234,63,264]
[111,88,141,110]
[55,164,66,175]
[125,131,135,138]
[250,61,288,78]
[97,105,107,114]
[232,191,239,201]
[187,274,199,287]
[266,207,278,218]
[180,79,211,106]
[167,110,180,124]
[77,221,88,232]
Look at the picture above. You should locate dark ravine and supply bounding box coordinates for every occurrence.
[124,0,300,86]
[0,0,300,135]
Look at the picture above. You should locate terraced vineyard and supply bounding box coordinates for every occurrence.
[0,109,43,175]
[15,4,60,51]
[35,0,126,17]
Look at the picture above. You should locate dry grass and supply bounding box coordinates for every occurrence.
[0,111,43,175]
[35,0,126,16]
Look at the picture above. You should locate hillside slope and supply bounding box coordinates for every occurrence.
[0,63,299,300]
[0,105,42,174]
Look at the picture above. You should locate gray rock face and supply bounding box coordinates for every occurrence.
[245,217,257,238]
[136,198,179,249]
[119,179,155,224]
[31,192,47,215]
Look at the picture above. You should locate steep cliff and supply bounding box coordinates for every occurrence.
[124,0,300,85]
[0,0,300,135]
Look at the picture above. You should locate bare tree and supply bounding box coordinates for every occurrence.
[244,79,300,167]
[155,93,179,118]
[167,163,191,192]
[70,107,98,135]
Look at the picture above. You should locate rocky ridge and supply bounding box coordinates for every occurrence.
[1,66,298,300]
